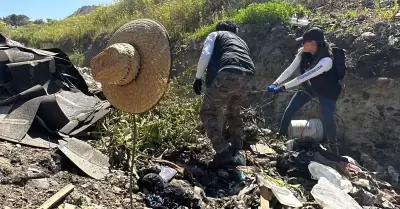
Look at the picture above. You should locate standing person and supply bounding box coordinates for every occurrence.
[267,27,343,151]
[193,20,255,168]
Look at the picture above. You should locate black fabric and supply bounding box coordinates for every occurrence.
[299,46,342,100]
[205,31,255,87]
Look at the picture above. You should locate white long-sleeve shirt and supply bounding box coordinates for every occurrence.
[274,55,333,89]
[195,32,218,79]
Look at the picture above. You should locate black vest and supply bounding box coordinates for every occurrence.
[300,47,342,101]
[205,31,255,87]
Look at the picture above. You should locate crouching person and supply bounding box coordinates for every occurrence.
[192,20,255,168]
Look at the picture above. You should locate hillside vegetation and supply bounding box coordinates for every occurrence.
[2,0,399,164]
[3,0,308,48]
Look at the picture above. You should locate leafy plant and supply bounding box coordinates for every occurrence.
[99,69,203,158]
[190,1,310,39]
[68,49,85,66]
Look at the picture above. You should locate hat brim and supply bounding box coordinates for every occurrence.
[98,19,172,114]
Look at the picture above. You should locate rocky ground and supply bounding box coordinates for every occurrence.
[0,121,399,208]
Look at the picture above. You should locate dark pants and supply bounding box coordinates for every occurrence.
[278,91,337,142]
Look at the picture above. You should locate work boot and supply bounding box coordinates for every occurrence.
[208,148,234,169]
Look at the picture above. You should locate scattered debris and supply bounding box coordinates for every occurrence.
[256,173,303,208]
[39,183,75,209]
[58,138,110,180]
[250,143,276,155]
[311,177,362,209]
[361,32,376,41]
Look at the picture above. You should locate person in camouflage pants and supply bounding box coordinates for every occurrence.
[200,71,254,154]
[192,21,255,168]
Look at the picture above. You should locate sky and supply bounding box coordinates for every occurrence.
[0,0,115,21]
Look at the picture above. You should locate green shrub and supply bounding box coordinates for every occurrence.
[233,1,308,24]
[68,49,85,66]
[100,69,202,155]
[0,21,10,36]
[190,1,310,39]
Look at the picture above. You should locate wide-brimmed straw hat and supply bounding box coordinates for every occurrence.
[90,19,172,114]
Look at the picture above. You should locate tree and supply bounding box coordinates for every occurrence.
[3,14,30,26]
[33,19,45,24]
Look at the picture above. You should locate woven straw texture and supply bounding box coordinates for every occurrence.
[90,19,171,114]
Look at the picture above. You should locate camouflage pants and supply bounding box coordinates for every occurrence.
[200,71,254,153]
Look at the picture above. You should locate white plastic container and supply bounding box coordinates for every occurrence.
[287,118,324,140]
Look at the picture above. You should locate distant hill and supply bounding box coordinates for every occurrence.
[69,5,100,17]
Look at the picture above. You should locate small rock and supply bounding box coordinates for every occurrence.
[49,179,59,186]
[4,207,11,209]
[362,32,376,41]
[380,198,396,208]
[170,179,192,189]
[270,143,286,154]
[269,161,277,167]
[113,186,123,194]
[70,192,92,206]
[193,186,205,200]
[29,178,50,190]
[355,179,370,189]
[387,166,399,183]
[64,203,77,209]
[15,144,21,148]
[250,143,276,155]
[389,35,399,47]
[81,183,91,189]
[217,169,230,179]
[254,158,271,169]
[356,189,377,205]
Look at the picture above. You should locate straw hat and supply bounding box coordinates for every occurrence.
[90,19,171,114]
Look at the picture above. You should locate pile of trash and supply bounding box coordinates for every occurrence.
[132,135,400,209]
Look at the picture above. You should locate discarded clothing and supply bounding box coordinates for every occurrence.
[277,139,351,179]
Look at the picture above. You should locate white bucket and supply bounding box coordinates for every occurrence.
[287,118,324,140]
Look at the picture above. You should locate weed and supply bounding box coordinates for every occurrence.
[0,21,9,36]
[68,49,85,66]
[190,1,310,39]
[99,69,203,157]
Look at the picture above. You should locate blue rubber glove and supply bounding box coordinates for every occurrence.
[273,85,285,93]
[267,84,277,92]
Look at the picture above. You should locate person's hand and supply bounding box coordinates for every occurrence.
[273,85,285,93]
[193,79,202,95]
[267,84,277,92]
